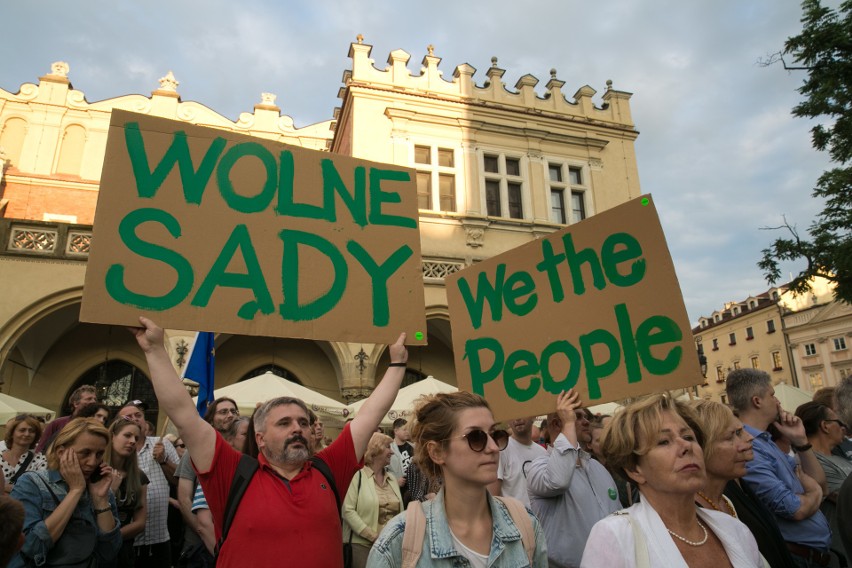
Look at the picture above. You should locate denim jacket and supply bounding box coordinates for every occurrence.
[368,488,548,567]
[9,469,122,567]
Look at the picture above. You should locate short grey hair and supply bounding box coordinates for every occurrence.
[725,368,772,413]
[252,397,310,433]
[836,377,852,428]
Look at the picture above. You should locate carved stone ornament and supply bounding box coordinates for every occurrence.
[158,71,179,92]
[261,92,277,105]
[466,227,485,248]
[50,62,70,77]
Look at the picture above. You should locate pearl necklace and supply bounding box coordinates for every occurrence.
[667,520,708,547]
[697,491,737,517]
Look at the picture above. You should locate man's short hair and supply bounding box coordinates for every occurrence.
[725,368,772,413]
[307,408,318,427]
[203,397,239,425]
[836,377,852,428]
[0,495,24,566]
[69,385,96,406]
[253,397,310,434]
[392,418,408,431]
[76,403,110,421]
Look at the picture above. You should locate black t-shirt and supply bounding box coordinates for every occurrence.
[116,471,150,528]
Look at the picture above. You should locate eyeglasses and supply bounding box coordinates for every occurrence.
[824,419,847,429]
[175,443,186,449]
[216,408,240,416]
[443,429,509,452]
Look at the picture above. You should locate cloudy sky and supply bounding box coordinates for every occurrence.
[1,1,833,324]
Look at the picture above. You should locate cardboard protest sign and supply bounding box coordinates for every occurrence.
[446,195,700,422]
[81,110,427,345]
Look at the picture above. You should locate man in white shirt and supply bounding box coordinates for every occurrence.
[490,416,547,506]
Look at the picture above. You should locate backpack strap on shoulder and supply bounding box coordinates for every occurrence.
[494,496,535,565]
[215,454,259,558]
[401,500,426,568]
[309,455,341,514]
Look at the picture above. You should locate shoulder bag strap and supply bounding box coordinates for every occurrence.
[626,513,651,568]
[309,455,341,513]
[494,496,535,565]
[9,451,36,485]
[215,454,259,558]
[401,500,426,568]
[347,470,363,544]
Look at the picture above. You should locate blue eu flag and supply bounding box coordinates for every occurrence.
[182,332,215,417]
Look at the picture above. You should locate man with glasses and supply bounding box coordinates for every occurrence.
[527,389,621,568]
[117,399,181,567]
[175,397,239,567]
[727,368,831,567]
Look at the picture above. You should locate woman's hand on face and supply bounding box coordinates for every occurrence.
[88,463,115,498]
[59,449,86,492]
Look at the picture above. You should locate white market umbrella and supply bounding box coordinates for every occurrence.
[194,372,351,426]
[0,393,55,424]
[774,382,813,413]
[348,376,457,427]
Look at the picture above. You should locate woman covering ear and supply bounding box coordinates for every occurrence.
[367,391,547,567]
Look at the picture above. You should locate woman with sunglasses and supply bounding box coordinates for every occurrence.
[368,391,547,567]
[342,432,404,568]
[104,418,149,568]
[2,415,47,495]
[795,401,852,562]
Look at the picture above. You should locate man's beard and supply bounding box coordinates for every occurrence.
[266,435,312,465]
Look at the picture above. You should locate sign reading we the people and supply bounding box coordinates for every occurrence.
[81,110,427,345]
[446,196,701,421]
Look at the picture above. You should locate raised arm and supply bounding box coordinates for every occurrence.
[349,333,408,460]
[129,317,217,472]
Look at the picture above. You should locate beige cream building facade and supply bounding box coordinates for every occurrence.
[0,41,640,426]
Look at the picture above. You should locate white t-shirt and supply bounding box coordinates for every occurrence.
[450,528,489,568]
[497,437,547,506]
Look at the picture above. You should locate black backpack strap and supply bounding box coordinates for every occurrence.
[215,454,259,558]
[10,452,37,485]
[309,455,341,514]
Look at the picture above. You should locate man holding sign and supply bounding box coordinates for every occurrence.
[527,389,621,568]
[130,317,408,568]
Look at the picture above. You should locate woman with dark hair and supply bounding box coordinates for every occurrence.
[9,417,122,567]
[581,394,761,568]
[368,391,547,567]
[2,415,47,495]
[796,400,852,563]
[104,417,149,567]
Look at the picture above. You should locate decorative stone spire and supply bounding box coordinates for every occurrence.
[254,92,280,112]
[356,33,364,44]
[427,44,434,56]
[158,71,179,92]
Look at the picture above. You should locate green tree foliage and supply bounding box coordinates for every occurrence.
[759,0,852,303]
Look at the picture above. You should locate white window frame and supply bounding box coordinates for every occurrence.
[412,143,460,213]
[479,150,530,220]
[804,343,817,356]
[771,351,783,370]
[544,160,593,225]
[833,337,847,351]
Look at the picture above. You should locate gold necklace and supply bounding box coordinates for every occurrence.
[697,491,736,517]
[667,520,708,547]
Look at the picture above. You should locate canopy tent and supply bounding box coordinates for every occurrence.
[0,393,55,424]
[193,372,350,426]
[775,382,813,413]
[348,376,457,427]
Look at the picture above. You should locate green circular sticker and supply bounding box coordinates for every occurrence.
[415,331,424,341]
[641,197,650,206]
[608,488,618,500]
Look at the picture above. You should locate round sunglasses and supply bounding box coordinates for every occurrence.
[443,428,510,452]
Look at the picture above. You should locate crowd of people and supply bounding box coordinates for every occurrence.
[1,319,850,567]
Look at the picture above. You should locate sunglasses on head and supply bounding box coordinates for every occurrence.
[14,414,44,423]
[444,428,510,452]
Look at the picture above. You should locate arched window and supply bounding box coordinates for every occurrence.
[0,117,28,168]
[69,360,156,422]
[56,124,86,176]
[239,364,301,384]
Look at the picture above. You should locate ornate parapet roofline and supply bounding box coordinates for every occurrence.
[342,38,634,128]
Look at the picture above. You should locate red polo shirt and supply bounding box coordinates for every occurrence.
[197,423,360,568]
